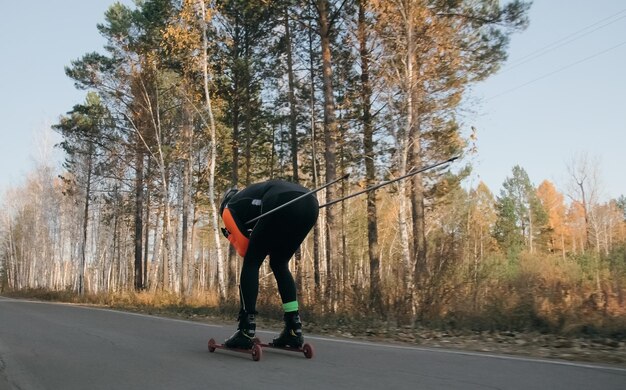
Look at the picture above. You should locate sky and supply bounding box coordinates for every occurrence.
[0,1,625,201]
[0,0,131,194]
[467,1,626,201]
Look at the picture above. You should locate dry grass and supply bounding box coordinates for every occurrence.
[5,249,625,340]
[438,251,626,338]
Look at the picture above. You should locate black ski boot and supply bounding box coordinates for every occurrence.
[272,311,304,348]
[224,311,256,349]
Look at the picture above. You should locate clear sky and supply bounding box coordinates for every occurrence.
[467,0,626,201]
[0,1,625,201]
[0,0,132,194]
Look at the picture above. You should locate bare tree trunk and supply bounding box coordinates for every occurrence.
[227,8,242,298]
[307,12,323,300]
[410,157,427,287]
[407,61,427,302]
[283,6,305,290]
[285,10,299,184]
[79,151,93,296]
[181,103,193,295]
[580,184,590,251]
[160,181,172,292]
[528,206,534,254]
[143,162,151,289]
[568,154,598,253]
[244,67,252,186]
[130,68,172,292]
[398,153,413,320]
[198,0,227,300]
[317,0,340,311]
[150,205,162,293]
[134,140,144,291]
[111,201,120,292]
[400,5,416,319]
[358,0,383,314]
[5,215,17,290]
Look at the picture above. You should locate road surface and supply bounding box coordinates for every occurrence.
[1,297,624,390]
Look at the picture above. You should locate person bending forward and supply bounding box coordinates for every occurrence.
[219,179,319,349]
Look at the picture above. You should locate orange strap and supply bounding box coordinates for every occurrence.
[222,207,250,257]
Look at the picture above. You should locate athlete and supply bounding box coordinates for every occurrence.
[219,179,319,349]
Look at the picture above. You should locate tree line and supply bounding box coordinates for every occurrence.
[2,0,625,328]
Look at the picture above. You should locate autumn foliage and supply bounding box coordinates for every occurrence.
[1,1,625,337]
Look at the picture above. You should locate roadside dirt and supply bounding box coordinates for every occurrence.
[303,324,626,366]
[176,311,626,366]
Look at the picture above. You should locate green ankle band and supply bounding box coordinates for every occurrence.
[282,301,299,312]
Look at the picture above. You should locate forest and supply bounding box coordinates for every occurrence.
[1,0,625,335]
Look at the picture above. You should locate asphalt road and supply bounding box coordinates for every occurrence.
[1,297,625,390]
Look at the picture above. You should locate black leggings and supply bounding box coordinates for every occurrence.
[239,192,319,314]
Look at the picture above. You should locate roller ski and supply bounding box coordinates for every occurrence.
[208,338,262,361]
[252,338,314,359]
[208,312,263,361]
[254,311,314,359]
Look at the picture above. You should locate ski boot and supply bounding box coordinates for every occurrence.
[272,311,304,348]
[224,311,256,349]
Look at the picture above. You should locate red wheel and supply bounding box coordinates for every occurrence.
[252,337,261,344]
[251,343,263,361]
[302,343,314,359]
[208,338,216,353]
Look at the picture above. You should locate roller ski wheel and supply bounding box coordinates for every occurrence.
[302,343,314,359]
[254,338,315,359]
[207,338,262,361]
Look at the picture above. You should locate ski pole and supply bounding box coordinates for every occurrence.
[319,156,459,209]
[245,173,350,225]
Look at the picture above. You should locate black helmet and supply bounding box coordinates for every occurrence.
[219,186,238,215]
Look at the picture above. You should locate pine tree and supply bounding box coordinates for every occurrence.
[53,93,117,294]
[494,165,547,257]
[369,0,530,316]
[66,0,182,291]
[617,196,626,222]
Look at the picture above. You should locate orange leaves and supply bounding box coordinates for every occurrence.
[162,0,213,74]
[537,180,568,251]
